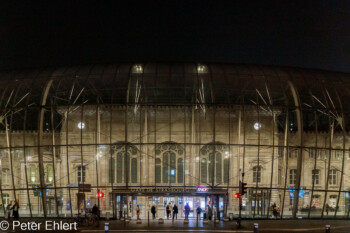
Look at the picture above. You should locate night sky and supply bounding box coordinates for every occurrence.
[1,1,350,72]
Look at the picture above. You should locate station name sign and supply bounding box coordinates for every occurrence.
[130,187,191,193]
[196,186,209,193]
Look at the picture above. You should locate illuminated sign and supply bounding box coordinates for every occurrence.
[196,186,209,193]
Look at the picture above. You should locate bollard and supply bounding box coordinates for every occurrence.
[254,223,259,233]
[124,211,126,227]
[325,225,330,233]
[148,211,150,227]
[105,222,109,233]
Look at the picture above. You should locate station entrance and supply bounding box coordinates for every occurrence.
[111,188,227,219]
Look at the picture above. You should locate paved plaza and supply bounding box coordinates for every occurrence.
[1,218,350,232]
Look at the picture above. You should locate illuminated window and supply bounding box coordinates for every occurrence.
[46,164,53,183]
[29,165,37,183]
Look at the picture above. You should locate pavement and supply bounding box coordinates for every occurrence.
[0,218,350,232]
[79,218,350,233]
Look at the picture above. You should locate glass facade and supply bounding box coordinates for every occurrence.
[0,63,350,219]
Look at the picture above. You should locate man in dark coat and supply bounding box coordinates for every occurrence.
[172,204,178,221]
[151,205,156,219]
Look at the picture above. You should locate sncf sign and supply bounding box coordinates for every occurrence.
[196,186,209,193]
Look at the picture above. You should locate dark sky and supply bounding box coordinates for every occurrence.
[1,1,350,72]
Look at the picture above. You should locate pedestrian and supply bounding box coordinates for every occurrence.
[207,205,212,221]
[151,205,156,219]
[136,205,141,220]
[92,204,99,218]
[196,206,202,219]
[6,201,12,220]
[184,202,190,220]
[273,207,277,218]
[166,204,170,219]
[11,201,20,220]
[326,203,329,215]
[168,203,173,219]
[172,204,178,222]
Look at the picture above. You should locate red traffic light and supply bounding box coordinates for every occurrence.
[234,193,240,199]
[97,191,104,198]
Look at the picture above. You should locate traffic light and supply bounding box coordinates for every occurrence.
[240,182,247,196]
[97,191,104,198]
[234,193,240,199]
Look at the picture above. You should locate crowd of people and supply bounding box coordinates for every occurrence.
[149,202,214,221]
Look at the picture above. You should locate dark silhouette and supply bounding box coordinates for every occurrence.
[151,205,156,219]
[11,201,20,220]
[196,206,202,219]
[184,203,190,220]
[172,204,178,221]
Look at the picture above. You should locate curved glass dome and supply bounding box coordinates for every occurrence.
[0,63,350,219]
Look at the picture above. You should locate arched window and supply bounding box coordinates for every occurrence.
[200,144,228,185]
[131,158,137,183]
[253,166,261,183]
[224,157,229,183]
[110,144,139,184]
[216,152,222,183]
[163,152,169,183]
[201,158,207,183]
[109,157,115,183]
[155,158,161,183]
[46,164,53,183]
[155,143,184,184]
[177,158,183,183]
[29,165,37,184]
[2,168,10,185]
[117,152,123,183]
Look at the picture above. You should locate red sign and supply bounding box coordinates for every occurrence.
[196,186,209,193]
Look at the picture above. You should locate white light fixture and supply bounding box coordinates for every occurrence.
[254,122,261,130]
[77,122,85,129]
[197,64,207,73]
[132,64,143,73]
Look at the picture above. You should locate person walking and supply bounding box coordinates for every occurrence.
[11,201,20,220]
[196,206,202,219]
[172,204,178,222]
[168,203,173,219]
[207,205,212,221]
[184,203,190,220]
[6,201,12,220]
[151,205,156,219]
[136,205,141,220]
[166,204,170,219]
[326,203,329,216]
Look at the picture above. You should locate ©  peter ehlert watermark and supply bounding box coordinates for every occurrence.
[0,220,77,231]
